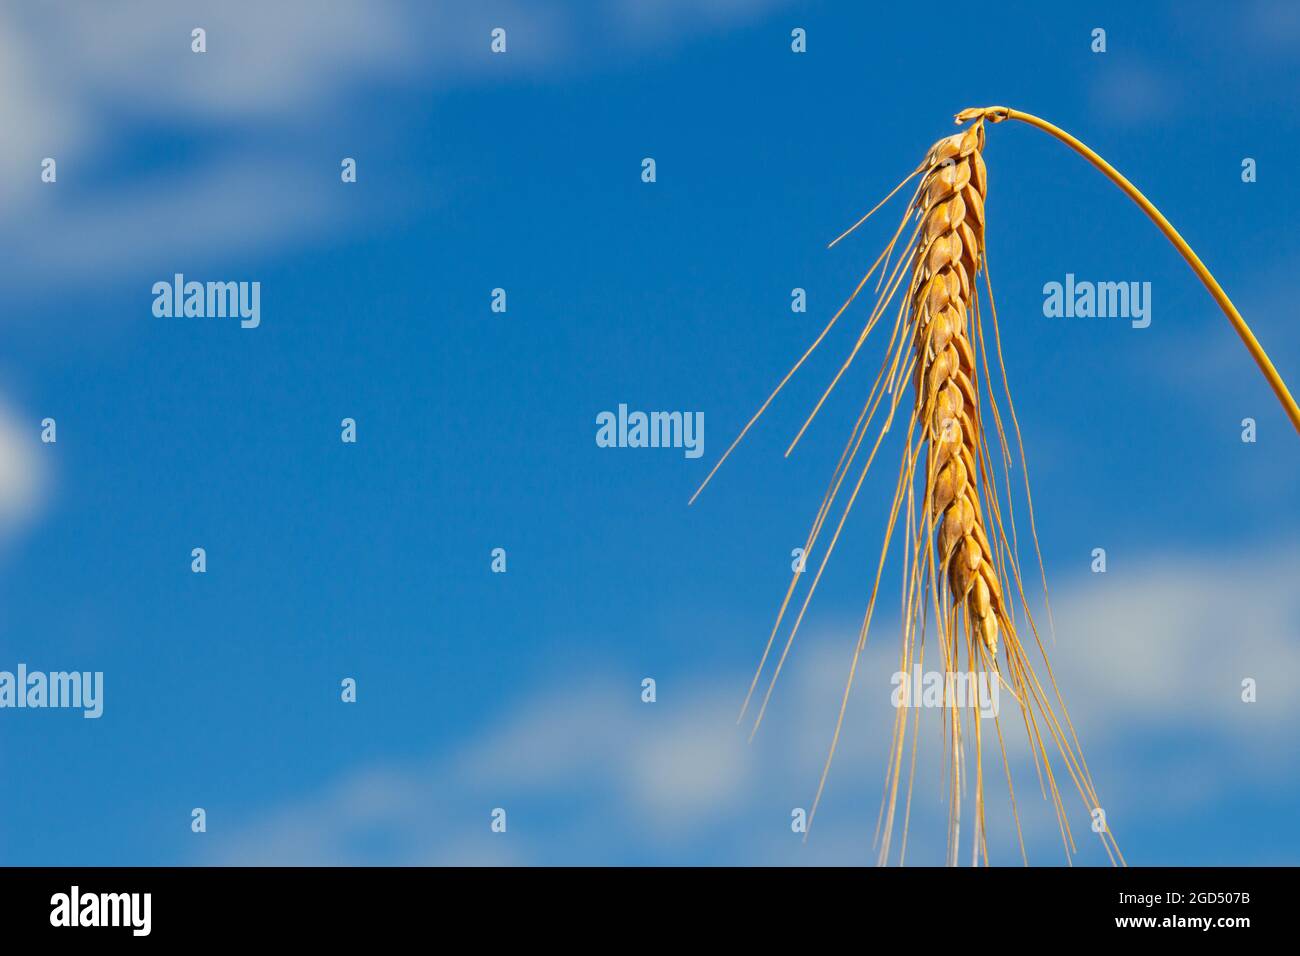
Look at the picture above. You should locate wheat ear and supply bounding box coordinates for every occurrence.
[912,122,1002,657]
[691,106,1299,866]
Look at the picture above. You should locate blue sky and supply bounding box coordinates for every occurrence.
[1,0,1298,866]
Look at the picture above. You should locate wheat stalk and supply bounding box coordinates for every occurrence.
[691,106,1299,866]
[961,106,1300,433]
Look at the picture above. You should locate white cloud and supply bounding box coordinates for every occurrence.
[1240,0,1300,54]
[0,1,424,286]
[0,0,795,288]
[1088,61,1175,125]
[0,399,48,544]
[207,543,1300,865]
[19,1,414,120]
[611,0,793,40]
[2,155,346,282]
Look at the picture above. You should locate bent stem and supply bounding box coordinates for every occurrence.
[957,105,1300,436]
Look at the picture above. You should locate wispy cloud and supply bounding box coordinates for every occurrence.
[207,543,1300,865]
[1239,0,1300,55]
[0,0,795,288]
[0,400,47,545]
[0,1,421,287]
[1088,60,1176,125]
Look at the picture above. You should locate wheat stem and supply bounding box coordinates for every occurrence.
[958,105,1300,435]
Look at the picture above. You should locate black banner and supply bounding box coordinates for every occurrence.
[0,866,1283,941]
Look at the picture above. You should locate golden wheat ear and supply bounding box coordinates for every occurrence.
[960,106,1300,433]
[701,107,1297,867]
[805,114,1107,868]
[857,108,1299,866]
